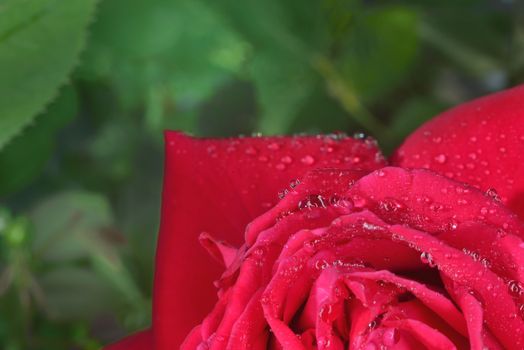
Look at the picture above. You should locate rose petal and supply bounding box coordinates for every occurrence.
[392,84,524,220]
[349,270,468,337]
[348,167,524,237]
[199,232,239,268]
[455,287,484,350]
[156,132,385,347]
[227,289,269,350]
[385,318,457,350]
[389,224,524,350]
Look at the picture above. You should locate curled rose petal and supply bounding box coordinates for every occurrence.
[393,84,524,220]
[106,83,524,349]
[180,166,524,349]
[154,132,386,348]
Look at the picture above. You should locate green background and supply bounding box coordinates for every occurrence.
[0,0,523,348]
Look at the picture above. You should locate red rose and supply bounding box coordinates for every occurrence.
[106,85,524,350]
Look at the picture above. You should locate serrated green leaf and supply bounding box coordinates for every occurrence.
[0,0,98,149]
[0,85,77,196]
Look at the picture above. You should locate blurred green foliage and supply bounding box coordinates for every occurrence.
[0,0,522,348]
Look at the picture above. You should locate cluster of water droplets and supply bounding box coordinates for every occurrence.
[420,251,437,268]
[462,248,492,269]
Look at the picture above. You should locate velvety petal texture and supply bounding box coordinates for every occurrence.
[393,84,524,220]
[154,132,385,348]
[181,167,524,349]
[105,85,524,350]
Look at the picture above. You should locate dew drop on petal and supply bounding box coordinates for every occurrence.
[319,304,333,322]
[267,142,280,151]
[281,156,293,164]
[301,155,315,165]
[315,259,329,270]
[382,328,399,346]
[434,154,447,164]
[317,337,331,348]
[485,188,501,202]
[420,252,436,268]
[245,146,257,155]
[508,280,523,296]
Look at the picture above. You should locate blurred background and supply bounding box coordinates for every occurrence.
[0,0,523,348]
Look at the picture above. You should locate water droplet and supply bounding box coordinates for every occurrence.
[334,198,353,209]
[281,156,293,164]
[379,199,403,213]
[267,142,280,151]
[275,163,286,171]
[352,195,367,208]
[260,295,270,304]
[253,248,264,256]
[315,259,329,270]
[258,155,268,162]
[319,304,333,322]
[508,280,523,296]
[480,257,491,268]
[245,146,257,155]
[301,155,315,165]
[485,188,501,202]
[317,336,331,348]
[434,154,447,164]
[278,189,289,199]
[382,328,399,346]
[420,252,436,268]
[362,222,382,231]
[289,179,300,189]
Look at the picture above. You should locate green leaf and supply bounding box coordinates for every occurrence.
[251,52,317,134]
[0,0,98,149]
[339,6,419,102]
[78,0,246,124]
[205,0,330,134]
[30,191,116,262]
[38,266,113,321]
[0,85,77,196]
[289,84,356,134]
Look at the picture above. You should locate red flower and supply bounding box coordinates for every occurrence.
[105,85,524,350]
